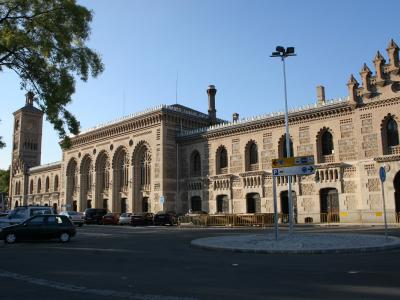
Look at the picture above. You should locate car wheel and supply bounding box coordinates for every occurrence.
[60,232,70,243]
[5,233,16,244]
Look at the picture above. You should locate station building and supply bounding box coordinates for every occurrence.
[8,40,400,223]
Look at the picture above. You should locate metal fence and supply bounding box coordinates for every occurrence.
[178,212,400,227]
[178,213,276,227]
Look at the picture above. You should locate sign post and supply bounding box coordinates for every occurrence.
[271,155,315,237]
[379,166,388,240]
[272,176,279,240]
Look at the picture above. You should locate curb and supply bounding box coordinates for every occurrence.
[190,235,400,254]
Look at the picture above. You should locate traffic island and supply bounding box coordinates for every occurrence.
[191,233,400,254]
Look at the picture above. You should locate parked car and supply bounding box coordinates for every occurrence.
[0,206,54,228]
[118,213,132,225]
[59,211,84,227]
[154,212,177,226]
[0,214,76,243]
[83,208,108,224]
[102,213,120,225]
[130,213,154,226]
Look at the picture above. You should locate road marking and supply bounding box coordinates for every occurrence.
[43,247,138,253]
[0,269,197,300]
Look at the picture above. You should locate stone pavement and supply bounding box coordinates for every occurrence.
[191,232,400,254]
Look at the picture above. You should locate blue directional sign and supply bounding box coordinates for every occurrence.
[272,165,315,177]
[160,195,165,204]
[379,166,386,182]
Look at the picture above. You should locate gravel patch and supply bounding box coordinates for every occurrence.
[191,233,400,254]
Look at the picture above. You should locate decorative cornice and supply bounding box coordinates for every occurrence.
[179,99,352,141]
[374,154,400,162]
[29,161,61,174]
[239,171,267,177]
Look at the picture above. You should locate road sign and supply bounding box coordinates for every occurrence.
[159,195,165,205]
[272,165,315,177]
[271,155,314,168]
[379,166,386,182]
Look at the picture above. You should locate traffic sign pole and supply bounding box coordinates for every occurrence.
[379,166,388,240]
[272,176,279,240]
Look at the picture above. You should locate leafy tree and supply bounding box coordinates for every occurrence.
[0,0,104,148]
[0,168,10,194]
[0,131,4,148]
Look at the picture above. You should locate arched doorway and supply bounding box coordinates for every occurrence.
[216,195,229,213]
[191,196,202,211]
[394,172,400,223]
[52,203,58,214]
[103,199,108,210]
[246,193,261,213]
[280,191,297,223]
[320,188,339,222]
[15,200,19,208]
[142,197,148,212]
[72,200,77,211]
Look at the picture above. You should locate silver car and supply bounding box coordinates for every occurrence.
[60,211,84,227]
[118,213,132,225]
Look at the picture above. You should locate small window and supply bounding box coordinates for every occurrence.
[47,216,63,224]
[28,216,45,225]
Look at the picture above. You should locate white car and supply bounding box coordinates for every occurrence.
[118,213,132,225]
[59,211,84,227]
[0,206,54,228]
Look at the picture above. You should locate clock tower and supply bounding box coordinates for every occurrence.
[11,92,44,173]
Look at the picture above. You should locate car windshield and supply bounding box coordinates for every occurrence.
[8,209,26,219]
[30,208,53,216]
[121,213,130,217]
[67,211,78,215]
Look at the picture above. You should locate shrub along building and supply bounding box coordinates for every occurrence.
[8,40,400,223]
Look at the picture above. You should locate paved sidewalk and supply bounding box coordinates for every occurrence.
[191,232,400,254]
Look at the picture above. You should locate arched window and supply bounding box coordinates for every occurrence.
[54,175,59,191]
[249,143,258,165]
[283,138,294,158]
[30,179,34,194]
[37,178,41,193]
[216,146,228,174]
[220,148,228,169]
[191,151,201,177]
[321,131,334,155]
[387,118,399,147]
[140,149,151,187]
[45,177,50,192]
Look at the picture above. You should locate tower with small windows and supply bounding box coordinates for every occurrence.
[9,92,44,205]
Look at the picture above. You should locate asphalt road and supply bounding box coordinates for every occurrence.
[1,225,400,300]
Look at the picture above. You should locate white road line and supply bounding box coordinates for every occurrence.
[42,247,138,253]
[0,269,197,300]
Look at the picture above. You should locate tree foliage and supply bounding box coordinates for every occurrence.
[0,168,10,194]
[0,0,104,147]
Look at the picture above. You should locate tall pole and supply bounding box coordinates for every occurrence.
[281,57,294,235]
[271,46,296,235]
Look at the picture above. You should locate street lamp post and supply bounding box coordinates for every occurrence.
[271,46,296,235]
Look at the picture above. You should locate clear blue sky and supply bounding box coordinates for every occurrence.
[1,0,400,169]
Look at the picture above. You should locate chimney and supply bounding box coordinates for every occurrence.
[25,91,34,106]
[207,85,217,124]
[316,85,325,105]
[232,112,239,122]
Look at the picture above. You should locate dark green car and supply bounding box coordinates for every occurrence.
[0,214,76,244]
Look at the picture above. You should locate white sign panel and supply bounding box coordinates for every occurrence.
[272,165,315,177]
